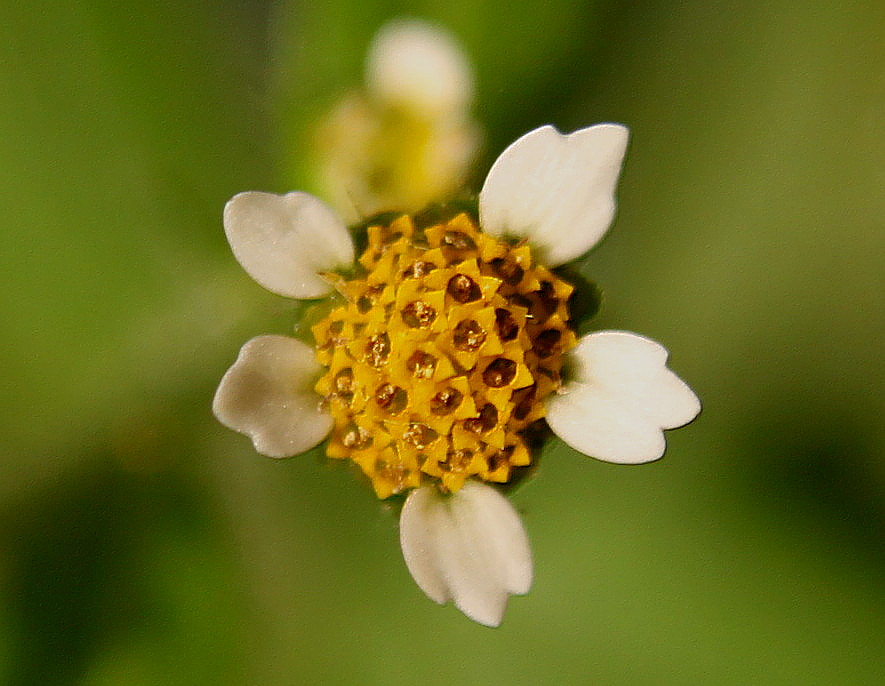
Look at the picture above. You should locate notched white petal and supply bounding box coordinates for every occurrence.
[399,481,532,627]
[213,335,333,458]
[546,331,700,464]
[223,191,354,299]
[479,124,629,266]
[367,19,473,114]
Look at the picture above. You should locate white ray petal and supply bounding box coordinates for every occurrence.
[400,481,532,627]
[546,331,700,464]
[479,124,629,266]
[367,19,473,115]
[223,191,354,299]
[213,335,333,457]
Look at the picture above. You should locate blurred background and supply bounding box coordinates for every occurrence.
[1,1,883,684]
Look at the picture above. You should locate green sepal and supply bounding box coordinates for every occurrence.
[290,293,346,345]
[555,264,604,336]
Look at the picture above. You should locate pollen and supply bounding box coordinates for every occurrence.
[312,213,576,498]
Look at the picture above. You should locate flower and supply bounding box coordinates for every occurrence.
[214,123,700,626]
[313,20,481,223]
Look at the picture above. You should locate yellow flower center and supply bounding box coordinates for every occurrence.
[312,212,576,498]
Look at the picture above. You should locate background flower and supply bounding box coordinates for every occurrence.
[311,19,482,222]
[1,2,882,684]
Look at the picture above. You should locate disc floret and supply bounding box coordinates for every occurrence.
[312,212,576,498]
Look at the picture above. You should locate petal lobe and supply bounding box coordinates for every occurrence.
[479,124,629,266]
[213,335,333,457]
[224,191,354,299]
[399,481,532,627]
[546,331,700,464]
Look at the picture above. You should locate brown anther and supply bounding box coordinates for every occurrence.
[375,383,396,408]
[534,329,562,358]
[333,368,355,404]
[375,383,407,414]
[490,257,524,286]
[341,423,372,450]
[446,274,481,303]
[508,293,533,314]
[482,358,517,388]
[406,350,437,379]
[375,459,410,493]
[530,280,559,323]
[334,368,354,393]
[478,402,499,431]
[452,319,487,352]
[403,260,434,279]
[430,387,464,415]
[495,308,519,341]
[357,284,385,314]
[537,366,562,390]
[365,333,390,368]
[403,423,438,449]
[487,445,515,472]
[382,230,403,245]
[442,448,474,472]
[329,320,344,335]
[512,386,536,421]
[442,231,477,251]
[464,403,498,433]
[401,300,437,328]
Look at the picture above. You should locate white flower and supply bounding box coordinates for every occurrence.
[215,123,700,626]
[314,19,481,222]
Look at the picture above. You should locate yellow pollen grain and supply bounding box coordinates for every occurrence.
[312,213,576,498]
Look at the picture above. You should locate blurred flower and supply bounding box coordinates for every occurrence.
[313,19,481,223]
[215,124,700,626]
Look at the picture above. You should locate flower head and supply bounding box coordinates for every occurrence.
[215,123,700,626]
[311,211,576,498]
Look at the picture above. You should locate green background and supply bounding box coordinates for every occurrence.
[1,1,882,684]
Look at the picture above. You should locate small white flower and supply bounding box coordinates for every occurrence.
[314,20,481,222]
[215,123,700,626]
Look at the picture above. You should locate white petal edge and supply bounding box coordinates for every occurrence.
[546,331,700,464]
[213,335,333,458]
[400,481,532,627]
[367,19,473,115]
[479,124,629,266]
[223,191,354,299]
